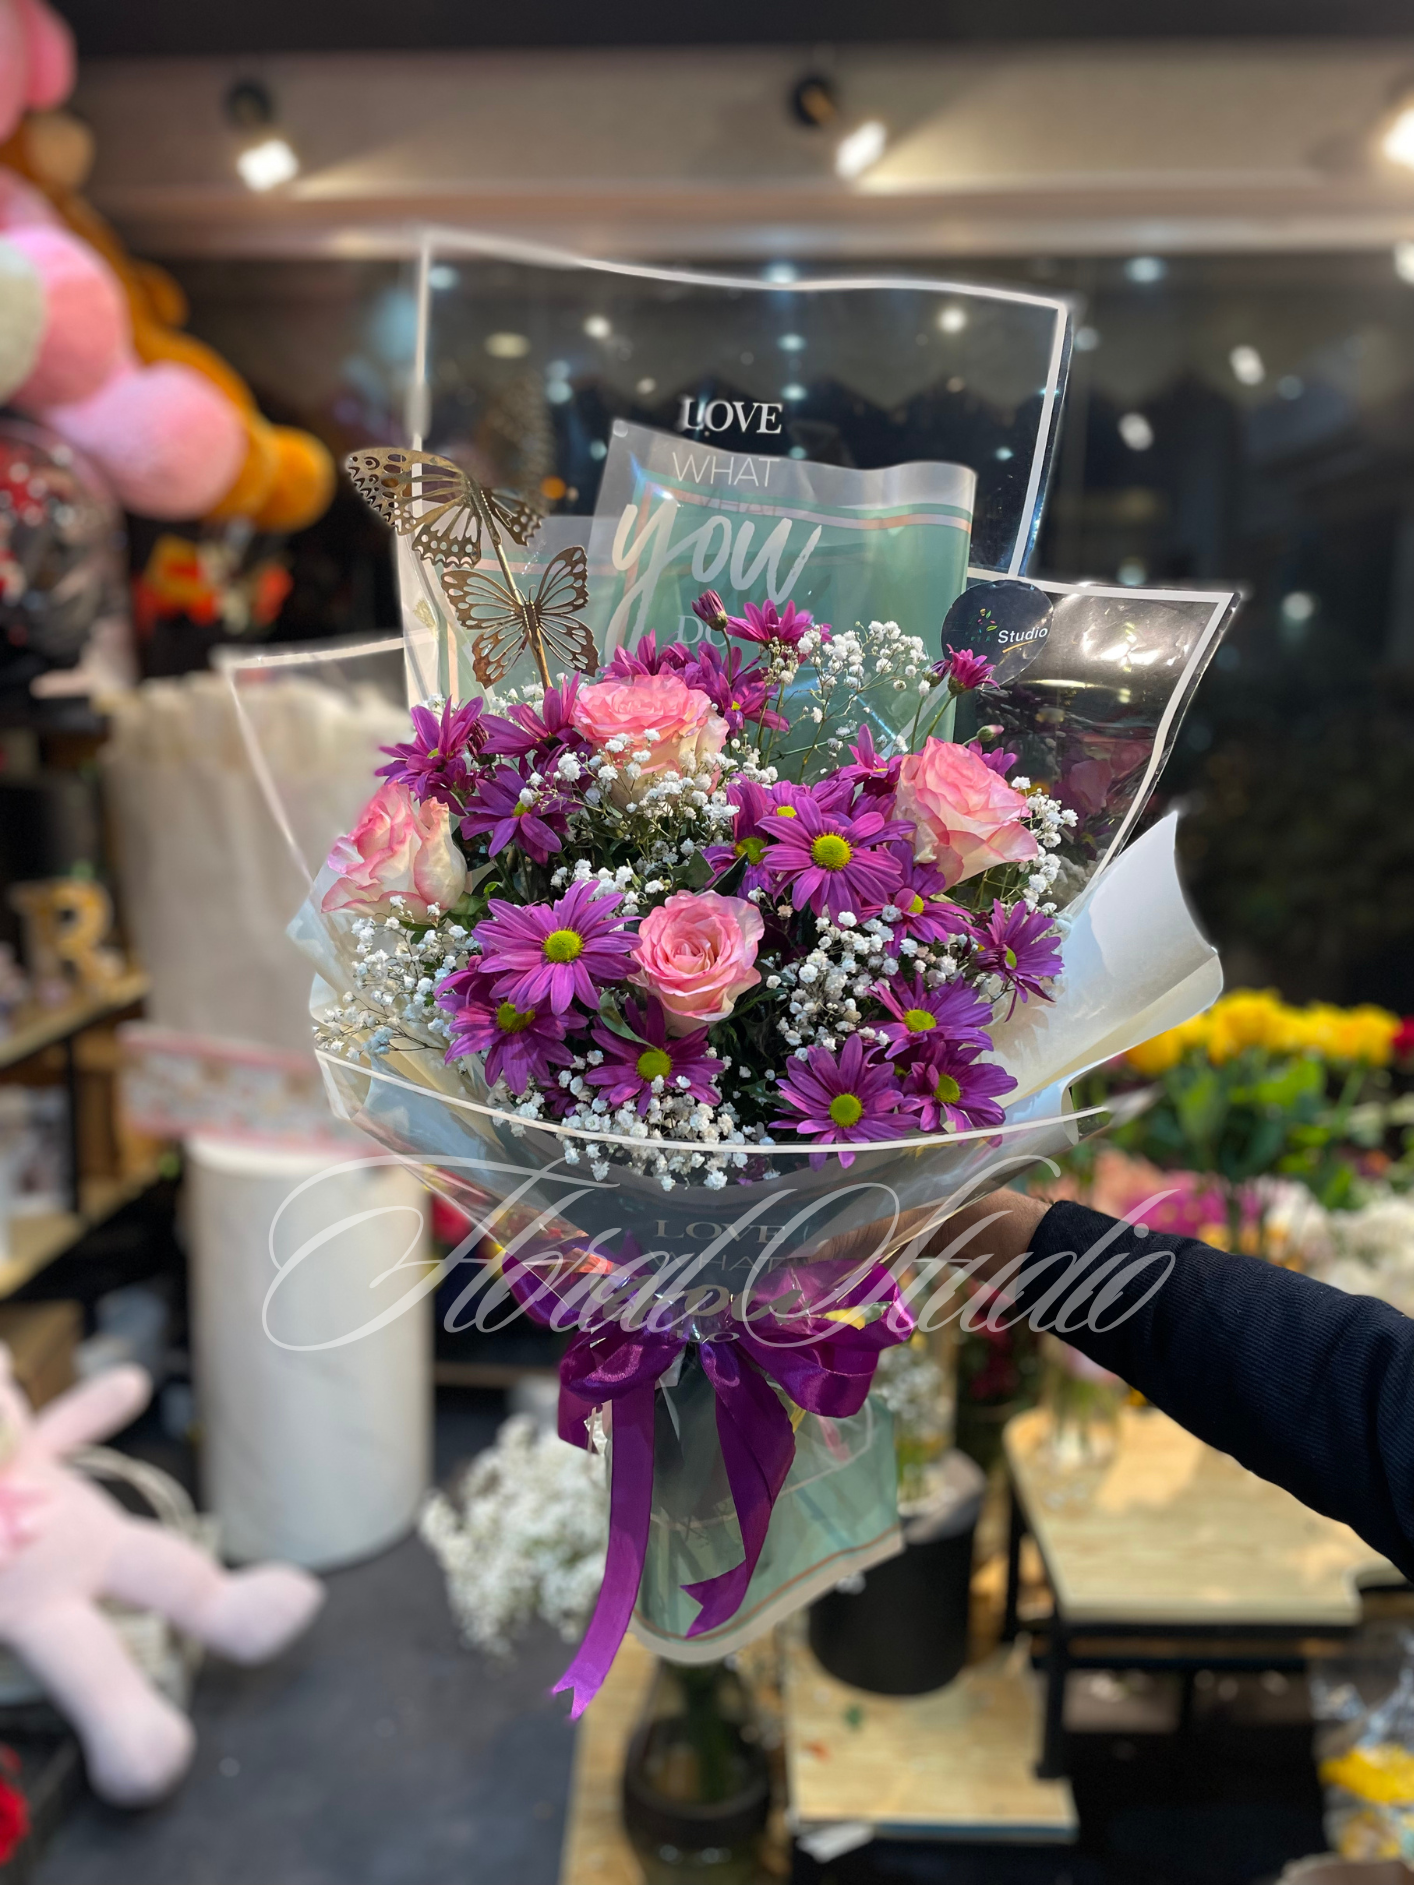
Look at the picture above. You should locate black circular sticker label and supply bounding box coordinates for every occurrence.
[941,579,1053,685]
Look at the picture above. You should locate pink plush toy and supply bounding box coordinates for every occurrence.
[5,221,123,408]
[0,1348,323,1806]
[49,358,247,518]
[0,0,249,519]
[0,0,70,132]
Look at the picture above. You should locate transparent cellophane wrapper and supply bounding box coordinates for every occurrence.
[400,235,1075,703]
[1313,1627,1414,1861]
[271,240,1239,1660]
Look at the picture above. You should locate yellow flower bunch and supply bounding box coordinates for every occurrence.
[1125,989,1401,1078]
[1124,1014,1210,1078]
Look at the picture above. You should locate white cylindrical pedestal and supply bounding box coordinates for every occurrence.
[187,1135,431,1570]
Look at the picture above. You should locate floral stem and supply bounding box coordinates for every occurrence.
[916,691,959,749]
[760,676,789,767]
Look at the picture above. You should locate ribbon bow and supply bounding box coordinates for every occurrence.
[512,1255,912,1718]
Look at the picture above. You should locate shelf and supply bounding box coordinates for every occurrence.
[433,1360,558,1391]
[0,972,150,1074]
[0,1163,166,1300]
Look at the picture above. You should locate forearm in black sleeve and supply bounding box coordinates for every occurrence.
[1013,1200,1414,1581]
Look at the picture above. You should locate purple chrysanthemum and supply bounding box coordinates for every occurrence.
[871,972,993,1061]
[602,631,692,680]
[585,998,723,1115]
[933,644,997,696]
[725,599,827,650]
[965,736,1018,778]
[901,1040,1015,1133]
[459,765,566,866]
[473,880,636,1015]
[835,725,903,799]
[771,1035,910,1168]
[376,697,484,808]
[703,781,778,895]
[481,678,586,762]
[761,793,910,921]
[776,773,856,817]
[438,969,573,1095]
[885,844,977,946]
[691,590,731,633]
[972,900,1063,1012]
[679,641,786,736]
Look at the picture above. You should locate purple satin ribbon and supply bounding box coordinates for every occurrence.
[524,1260,912,1719]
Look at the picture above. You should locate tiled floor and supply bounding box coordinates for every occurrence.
[33,1391,576,1885]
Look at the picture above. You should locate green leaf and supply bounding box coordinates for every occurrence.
[1174,1068,1226,1148]
[596,994,641,1043]
[450,867,499,919]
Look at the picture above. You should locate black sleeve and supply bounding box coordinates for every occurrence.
[1017,1200,1414,1582]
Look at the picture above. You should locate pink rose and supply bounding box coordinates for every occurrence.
[894,737,1038,887]
[571,672,727,805]
[321,779,466,919]
[631,890,763,1035]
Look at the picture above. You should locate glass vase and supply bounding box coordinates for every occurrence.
[621,1659,770,1885]
[1040,1334,1124,1472]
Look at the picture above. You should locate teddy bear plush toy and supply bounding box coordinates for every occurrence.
[0,1346,322,1806]
[0,0,333,529]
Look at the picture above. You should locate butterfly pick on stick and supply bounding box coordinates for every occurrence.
[441,545,595,690]
[344,447,598,690]
[345,448,539,565]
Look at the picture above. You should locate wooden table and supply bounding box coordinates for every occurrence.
[559,1632,657,1885]
[783,1632,1076,1849]
[561,1627,1077,1882]
[1003,1404,1406,1776]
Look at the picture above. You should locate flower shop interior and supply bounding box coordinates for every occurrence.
[3,2,1414,1883]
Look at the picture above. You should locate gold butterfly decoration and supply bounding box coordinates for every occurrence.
[345,448,539,564]
[441,546,596,689]
[343,447,598,690]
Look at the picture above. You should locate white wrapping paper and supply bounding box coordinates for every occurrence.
[991,811,1223,1106]
[103,669,406,1056]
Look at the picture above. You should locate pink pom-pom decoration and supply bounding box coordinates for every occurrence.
[47,362,247,520]
[19,0,74,111]
[0,2,28,144]
[8,225,125,410]
[0,0,76,147]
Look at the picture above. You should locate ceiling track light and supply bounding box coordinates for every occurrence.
[790,74,839,130]
[835,119,887,182]
[1385,104,1414,169]
[225,78,274,132]
[1374,74,1414,171]
[225,77,300,193]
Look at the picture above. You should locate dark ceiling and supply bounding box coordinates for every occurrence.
[52,0,1414,58]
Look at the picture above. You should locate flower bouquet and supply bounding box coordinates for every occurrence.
[276,244,1238,1711]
